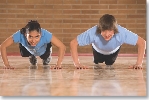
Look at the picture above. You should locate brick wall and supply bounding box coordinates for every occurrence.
[0,0,146,54]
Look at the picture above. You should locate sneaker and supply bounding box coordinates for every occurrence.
[43,57,51,65]
[106,65,114,70]
[94,64,102,69]
[29,55,37,65]
[29,65,38,69]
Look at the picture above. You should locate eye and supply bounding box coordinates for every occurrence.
[29,36,33,38]
[36,36,40,38]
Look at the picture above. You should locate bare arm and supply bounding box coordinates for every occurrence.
[50,35,66,68]
[136,36,146,66]
[129,36,146,69]
[70,38,88,69]
[0,35,14,69]
[70,38,80,66]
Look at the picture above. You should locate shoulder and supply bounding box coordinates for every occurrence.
[13,30,24,38]
[80,25,98,35]
[117,24,131,33]
[12,30,25,43]
[41,28,52,43]
[87,25,98,32]
[41,28,52,36]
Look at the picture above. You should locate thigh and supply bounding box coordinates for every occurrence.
[40,42,52,59]
[105,47,121,65]
[19,43,32,57]
[92,47,105,64]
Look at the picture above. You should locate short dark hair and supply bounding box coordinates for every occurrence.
[20,20,41,35]
[96,14,118,34]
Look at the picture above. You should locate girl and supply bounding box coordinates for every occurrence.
[0,20,66,69]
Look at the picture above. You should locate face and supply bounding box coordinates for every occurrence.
[101,30,114,41]
[26,30,41,46]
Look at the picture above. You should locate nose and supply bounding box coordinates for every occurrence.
[31,38,36,43]
[106,33,110,37]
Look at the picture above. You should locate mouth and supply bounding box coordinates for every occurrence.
[104,37,111,40]
[29,42,36,46]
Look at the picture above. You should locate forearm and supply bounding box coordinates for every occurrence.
[70,41,80,66]
[136,41,146,65]
[56,45,66,66]
[0,46,10,66]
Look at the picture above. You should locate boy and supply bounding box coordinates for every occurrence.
[70,14,146,69]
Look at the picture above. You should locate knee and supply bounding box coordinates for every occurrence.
[0,45,1,55]
[105,61,115,65]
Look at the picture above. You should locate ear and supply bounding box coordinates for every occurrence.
[25,33,27,37]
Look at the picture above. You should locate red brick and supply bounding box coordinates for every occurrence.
[45,0,63,4]
[34,15,53,19]
[0,9,7,13]
[63,10,81,14]
[53,24,71,29]
[99,10,118,15]
[63,0,81,4]
[17,5,35,9]
[100,0,117,4]
[81,19,97,23]
[63,19,80,23]
[0,0,6,3]
[16,14,35,18]
[137,0,146,4]
[63,29,81,33]
[53,15,72,19]
[53,5,72,9]
[127,15,145,18]
[118,10,136,14]
[127,5,146,9]
[117,0,137,4]
[81,10,99,14]
[109,5,127,9]
[72,5,90,9]
[72,15,90,19]
[81,0,99,4]
[7,0,25,4]
[35,5,53,9]
[91,5,108,9]
[25,0,44,4]
[0,14,16,18]
[0,5,16,9]
[43,10,63,14]
[137,10,146,14]
[72,24,90,29]
[7,9,26,13]
[117,19,136,24]
[44,19,63,23]
[26,10,44,14]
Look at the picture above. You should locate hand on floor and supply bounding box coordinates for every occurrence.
[128,64,143,70]
[75,63,89,69]
[50,65,62,69]
[3,65,15,70]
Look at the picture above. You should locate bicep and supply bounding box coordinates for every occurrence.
[136,36,146,46]
[1,35,14,48]
[50,35,64,48]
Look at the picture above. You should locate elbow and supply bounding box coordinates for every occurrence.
[63,44,66,52]
[60,43,66,52]
[0,45,1,55]
[138,37,146,49]
[143,40,146,49]
[70,40,73,47]
[70,38,78,48]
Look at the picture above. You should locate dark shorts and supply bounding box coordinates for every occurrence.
[92,46,120,65]
[19,42,52,60]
